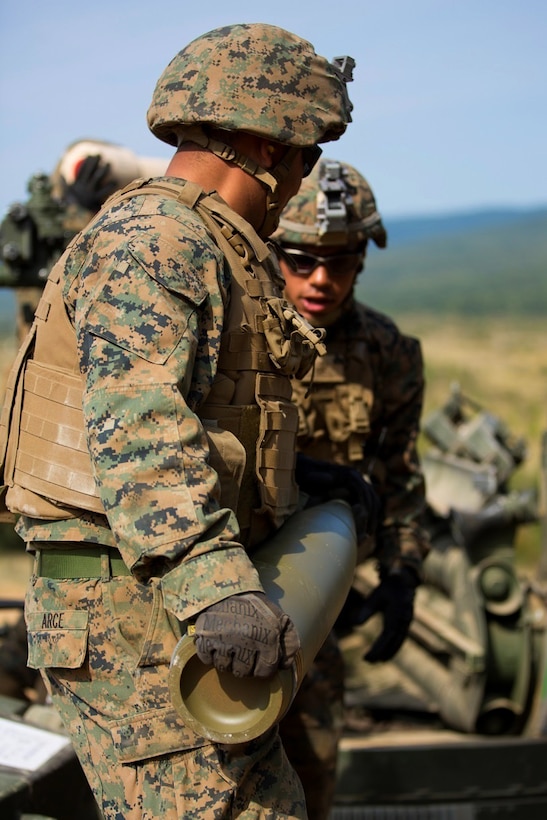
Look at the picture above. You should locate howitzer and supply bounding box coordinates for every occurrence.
[348,385,545,736]
[334,386,547,816]
[0,173,74,288]
[422,384,527,515]
[0,139,168,290]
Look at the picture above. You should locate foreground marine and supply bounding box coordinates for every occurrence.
[0,23,369,820]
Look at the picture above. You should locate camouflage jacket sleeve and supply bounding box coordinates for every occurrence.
[361,309,430,577]
[67,202,263,620]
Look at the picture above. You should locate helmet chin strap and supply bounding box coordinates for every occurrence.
[258,146,302,237]
[180,126,300,236]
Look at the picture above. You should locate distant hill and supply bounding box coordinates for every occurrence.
[385,206,547,248]
[1,205,546,330]
[356,206,547,315]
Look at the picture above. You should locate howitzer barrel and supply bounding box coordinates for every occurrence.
[168,499,357,743]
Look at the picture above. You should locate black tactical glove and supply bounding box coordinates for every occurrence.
[295,452,381,542]
[338,567,418,663]
[194,592,300,678]
[63,154,117,211]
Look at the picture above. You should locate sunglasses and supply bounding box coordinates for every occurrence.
[283,247,363,277]
[301,145,323,178]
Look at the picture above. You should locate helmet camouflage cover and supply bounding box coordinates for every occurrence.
[147,23,354,148]
[274,158,387,249]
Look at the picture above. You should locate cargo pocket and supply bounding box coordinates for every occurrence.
[26,609,89,670]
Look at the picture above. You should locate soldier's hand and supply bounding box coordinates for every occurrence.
[345,568,418,662]
[63,154,117,212]
[295,453,381,542]
[194,592,300,678]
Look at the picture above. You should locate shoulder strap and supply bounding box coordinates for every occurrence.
[105,176,203,209]
[104,176,272,267]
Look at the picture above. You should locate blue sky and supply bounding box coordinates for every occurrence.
[1,0,546,218]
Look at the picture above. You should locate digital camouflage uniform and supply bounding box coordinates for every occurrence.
[275,160,430,819]
[0,24,355,820]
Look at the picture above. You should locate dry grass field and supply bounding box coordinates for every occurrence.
[398,313,546,480]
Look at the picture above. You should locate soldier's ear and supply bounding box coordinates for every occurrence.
[257,138,283,169]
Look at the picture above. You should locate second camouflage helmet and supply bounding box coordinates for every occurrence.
[274,159,387,249]
[147,23,354,148]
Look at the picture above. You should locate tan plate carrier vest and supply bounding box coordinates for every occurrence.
[292,332,374,466]
[0,179,323,547]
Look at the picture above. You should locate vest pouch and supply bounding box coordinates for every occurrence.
[200,405,261,535]
[255,373,300,530]
[202,420,247,515]
[324,383,372,443]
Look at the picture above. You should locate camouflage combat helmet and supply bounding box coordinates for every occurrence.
[147,23,354,148]
[147,24,355,236]
[274,158,387,249]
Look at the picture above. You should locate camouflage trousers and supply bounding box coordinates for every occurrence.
[279,630,345,820]
[25,566,307,820]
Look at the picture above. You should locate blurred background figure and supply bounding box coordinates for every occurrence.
[0,139,167,342]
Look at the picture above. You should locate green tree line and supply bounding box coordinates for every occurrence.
[356,208,547,316]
